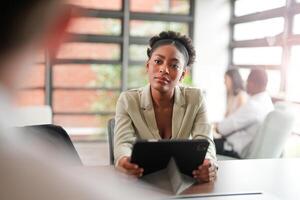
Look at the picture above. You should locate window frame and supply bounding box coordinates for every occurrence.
[229,0,300,104]
[22,0,196,140]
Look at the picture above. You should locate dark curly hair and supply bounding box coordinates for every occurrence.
[147,31,196,68]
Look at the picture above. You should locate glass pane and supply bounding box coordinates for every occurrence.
[131,0,190,14]
[130,45,148,61]
[130,20,189,37]
[233,47,282,65]
[19,64,45,88]
[287,46,300,102]
[266,70,281,96]
[68,17,121,35]
[53,64,121,88]
[239,68,281,96]
[57,43,120,60]
[54,114,114,128]
[53,90,119,113]
[293,14,300,34]
[54,114,114,139]
[234,0,286,17]
[69,0,121,10]
[234,18,284,41]
[128,65,148,88]
[14,90,45,106]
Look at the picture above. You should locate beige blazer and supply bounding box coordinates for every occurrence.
[114,84,217,165]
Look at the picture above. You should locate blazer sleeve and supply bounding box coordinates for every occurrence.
[113,92,137,166]
[191,91,217,161]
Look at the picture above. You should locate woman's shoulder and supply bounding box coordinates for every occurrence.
[237,90,248,100]
[178,85,205,102]
[179,85,203,94]
[119,87,143,100]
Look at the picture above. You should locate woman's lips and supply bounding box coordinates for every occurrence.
[154,76,170,84]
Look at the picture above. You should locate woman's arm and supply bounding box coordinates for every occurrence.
[191,92,217,161]
[190,91,218,182]
[114,93,143,176]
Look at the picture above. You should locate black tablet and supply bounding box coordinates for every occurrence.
[130,139,209,177]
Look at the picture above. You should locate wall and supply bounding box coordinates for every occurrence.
[193,0,231,122]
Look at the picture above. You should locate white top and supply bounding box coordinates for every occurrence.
[218,91,274,157]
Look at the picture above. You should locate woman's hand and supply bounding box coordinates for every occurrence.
[117,156,144,177]
[192,159,218,182]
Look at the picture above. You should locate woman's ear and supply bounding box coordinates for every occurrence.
[179,68,186,82]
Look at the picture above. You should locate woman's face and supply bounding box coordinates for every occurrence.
[224,74,233,92]
[146,44,186,93]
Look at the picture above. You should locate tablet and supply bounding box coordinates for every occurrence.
[130,139,209,177]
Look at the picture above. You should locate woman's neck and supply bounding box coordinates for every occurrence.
[150,87,175,108]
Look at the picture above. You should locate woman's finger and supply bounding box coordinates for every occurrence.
[123,161,139,170]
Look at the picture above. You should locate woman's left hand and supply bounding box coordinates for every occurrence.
[192,159,218,182]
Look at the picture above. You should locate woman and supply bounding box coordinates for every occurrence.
[224,69,248,117]
[114,31,217,182]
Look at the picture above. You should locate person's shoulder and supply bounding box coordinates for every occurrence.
[236,90,248,102]
[179,85,205,103]
[239,90,248,98]
[118,86,144,104]
[180,85,203,95]
[121,87,143,97]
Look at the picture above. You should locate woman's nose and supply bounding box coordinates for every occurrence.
[159,64,169,74]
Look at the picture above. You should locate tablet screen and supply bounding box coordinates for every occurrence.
[131,139,209,176]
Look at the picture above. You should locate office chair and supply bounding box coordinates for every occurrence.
[16,124,82,165]
[245,102,295,159]
[107,118,115,165]
[217,102,296,160]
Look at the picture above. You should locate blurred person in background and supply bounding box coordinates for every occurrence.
[0,1,163,199]
[224,69,248,117]
[214,69,274,158]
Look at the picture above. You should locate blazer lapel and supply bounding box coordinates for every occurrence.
[140,84,161,139]
[172,86,186,139]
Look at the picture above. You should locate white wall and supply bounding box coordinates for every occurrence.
[193,0,231,122]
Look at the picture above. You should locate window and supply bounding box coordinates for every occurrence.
[17,0,195,141]
[230,0,300,103]
[233,47,282,65]
[234,0,286,17]
[130,20,189,37]
[130,0,190,14]
[233,18,284,41]
[287,46,300,102]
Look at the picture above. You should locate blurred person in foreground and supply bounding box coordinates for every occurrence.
[224,69,248,117]
[0,1,164,199]
[214,69,274,158]
[114,31,218,182]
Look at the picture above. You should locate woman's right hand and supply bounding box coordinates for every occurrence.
[117,156,144,177]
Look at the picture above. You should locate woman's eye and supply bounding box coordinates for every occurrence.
[154,59,161,64]
[172,64,179,69]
